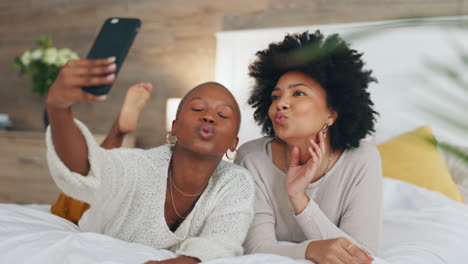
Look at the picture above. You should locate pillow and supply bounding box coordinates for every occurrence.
[439,145,468,203]
[50,192,90,225]
[377,126,464,202]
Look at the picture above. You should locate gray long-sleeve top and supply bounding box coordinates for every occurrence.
[235,137,383,259]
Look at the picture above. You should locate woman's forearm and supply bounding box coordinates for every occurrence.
[289,193,310,215]
[47,105,90,175]
[145,256,200,264]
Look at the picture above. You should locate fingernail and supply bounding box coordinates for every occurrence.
[107,56,116,62]
[107,63,116,70]
[106,74,115,80]
[97,95,107,101]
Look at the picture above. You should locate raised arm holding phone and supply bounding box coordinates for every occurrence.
[46,57,117,175]
[45,18,255,264]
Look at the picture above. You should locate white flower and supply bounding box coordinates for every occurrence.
[69,52,79,60]
[56,48,79,66]
[31,49,43,60]
[59,48,71,57]
[43,47,58,65]
[20,50,32,66]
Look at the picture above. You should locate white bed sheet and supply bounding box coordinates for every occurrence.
[1,178,467,264]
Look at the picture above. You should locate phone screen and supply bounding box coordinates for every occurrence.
[82,18,141,95]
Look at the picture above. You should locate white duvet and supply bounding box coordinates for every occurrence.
[1,178,467,264]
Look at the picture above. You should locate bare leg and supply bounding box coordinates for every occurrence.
[100,83,153,149]
[100,119,126,149]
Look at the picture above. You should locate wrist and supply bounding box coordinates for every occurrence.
[46,104,72,118]
[289,193,310,215]
[45,98,71,113]
[178,256,200,264]
[305,241,319,263]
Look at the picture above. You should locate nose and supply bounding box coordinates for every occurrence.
[276,97,289,110]
[201,114,215,124]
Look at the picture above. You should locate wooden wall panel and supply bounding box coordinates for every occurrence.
[0,0,466,151]
[0,130,135,204]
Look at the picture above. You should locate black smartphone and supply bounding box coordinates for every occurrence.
[82,18,141,95]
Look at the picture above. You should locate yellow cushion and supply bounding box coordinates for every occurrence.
[377,126,464,202]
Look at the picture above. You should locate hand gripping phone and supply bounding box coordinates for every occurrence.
[82,18,141,95]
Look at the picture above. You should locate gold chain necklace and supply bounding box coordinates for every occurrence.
[166,157,205,219]
[168,175,186,219]
[168,159,203,197]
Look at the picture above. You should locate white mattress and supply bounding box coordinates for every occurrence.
[1,178,467,264]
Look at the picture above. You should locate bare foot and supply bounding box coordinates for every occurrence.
[118,82,153,134]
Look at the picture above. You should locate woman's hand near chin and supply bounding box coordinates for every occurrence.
[286,132,326,214]
[306,238,374,264]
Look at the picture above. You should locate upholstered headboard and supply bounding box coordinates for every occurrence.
[215,15,468,147]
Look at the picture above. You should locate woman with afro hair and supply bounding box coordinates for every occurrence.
[235,30,382,264]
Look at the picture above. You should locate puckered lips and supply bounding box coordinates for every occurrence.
[198,124,215,140]
[274,112,288,125]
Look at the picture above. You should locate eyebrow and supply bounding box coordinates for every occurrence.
[189,97,235,111]
[273,83,311,91]
[189,97,207,103]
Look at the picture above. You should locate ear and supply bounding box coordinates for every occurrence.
[230,136,239,152]
[328,109,338,126]
[170,120,177,136]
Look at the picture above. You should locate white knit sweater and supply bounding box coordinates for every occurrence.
[46,119,255,262]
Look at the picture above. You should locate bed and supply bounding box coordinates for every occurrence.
[1,176,467,264]
[2,16,468,264]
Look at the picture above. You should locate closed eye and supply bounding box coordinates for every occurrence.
[192,108,203,112]
[218,113,229,119]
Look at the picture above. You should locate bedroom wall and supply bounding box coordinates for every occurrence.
[0,0,467,148]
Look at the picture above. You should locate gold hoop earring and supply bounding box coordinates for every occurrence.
[166,132,177,144]
[321,124,330,135]
[225,149,238,160]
